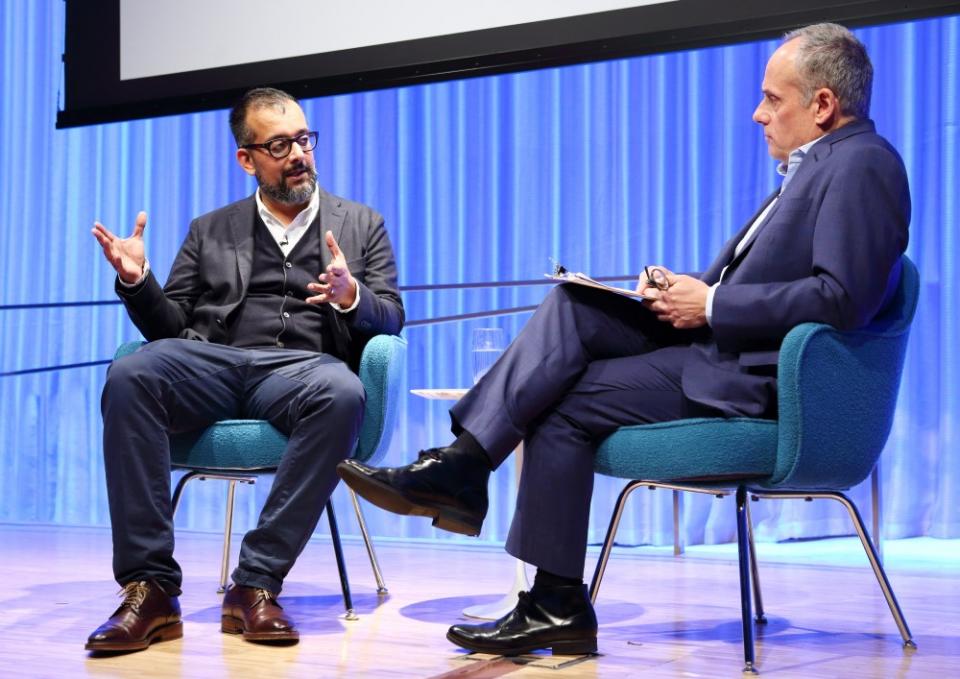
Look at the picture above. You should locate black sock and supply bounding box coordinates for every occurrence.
[533,568,583,590]
[452,430,492,470]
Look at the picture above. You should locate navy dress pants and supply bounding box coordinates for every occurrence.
[101,339,365,594]
[451,284,712,578]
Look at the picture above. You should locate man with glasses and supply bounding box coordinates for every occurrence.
[86,87,403,651]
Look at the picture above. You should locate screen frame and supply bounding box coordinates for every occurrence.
[58,0,960,128]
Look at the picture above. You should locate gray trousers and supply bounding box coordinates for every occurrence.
[101,339,364,594]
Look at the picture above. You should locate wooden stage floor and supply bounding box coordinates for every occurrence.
[1,523,957,678]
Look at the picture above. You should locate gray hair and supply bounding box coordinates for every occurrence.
[783,23,872,119]
[229,87,298,147]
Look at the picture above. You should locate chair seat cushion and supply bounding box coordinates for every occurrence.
[170,420,287,471]
[594,417,778,483]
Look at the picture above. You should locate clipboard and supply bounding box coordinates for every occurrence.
[544,270,648,300]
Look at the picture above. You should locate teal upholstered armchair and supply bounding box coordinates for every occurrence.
[591,256,919,673]
[113,334,406,620]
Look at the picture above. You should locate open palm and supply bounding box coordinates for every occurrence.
[92,211,147,284]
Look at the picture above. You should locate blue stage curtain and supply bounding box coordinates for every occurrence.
[0,0,957,549]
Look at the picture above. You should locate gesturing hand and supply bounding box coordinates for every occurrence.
[306,230,357,307]
[641,267,709,329]
[92,211,148,284]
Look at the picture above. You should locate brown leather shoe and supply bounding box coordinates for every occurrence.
[221,585,299,642]
[85,580,182,652]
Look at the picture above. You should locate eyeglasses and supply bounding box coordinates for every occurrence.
[644,265,671,291]
[241,131,318,159]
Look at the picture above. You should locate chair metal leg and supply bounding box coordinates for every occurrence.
[833,491,913,648]
[735,487,758,674]
[170,471,255,592]
[217,480,239,593]
[750,489,915,649]
[589,480,645,604]
[171,470,204,515]
[673,490,684,556]
[327,500,357,620]
[349,489,388,595]
[872,464,883,564]
[745,497,766,624]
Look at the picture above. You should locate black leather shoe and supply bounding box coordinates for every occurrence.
[447,584,598,656]
[337,446,490,536]
[221,585,299,642]
[85,580,182,652]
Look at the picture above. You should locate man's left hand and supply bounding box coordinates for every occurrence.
[306,231,357,307]
[643,269,709,329]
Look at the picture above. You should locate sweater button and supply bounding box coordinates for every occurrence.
[282,312,290,318]
[277,340,285,348]
[284,261,293,268]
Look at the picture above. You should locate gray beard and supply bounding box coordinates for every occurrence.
[256,165,318,206]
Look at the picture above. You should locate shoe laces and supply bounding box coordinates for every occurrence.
[116,581,150,612]
[251,587,283,609]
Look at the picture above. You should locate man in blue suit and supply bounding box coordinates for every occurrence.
[340,23,910,655]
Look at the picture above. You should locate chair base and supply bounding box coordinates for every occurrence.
[590,480,915,672]
[747,487,914,648]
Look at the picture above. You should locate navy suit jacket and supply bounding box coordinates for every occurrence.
[681,119,910,417]
[116,186,404,371]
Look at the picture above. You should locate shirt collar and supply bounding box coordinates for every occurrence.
[255,184,320,231]
[776,135,824,192]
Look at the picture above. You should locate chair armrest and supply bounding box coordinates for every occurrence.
[354,335,407,464]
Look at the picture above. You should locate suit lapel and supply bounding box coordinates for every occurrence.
[726,192,784,267]
[230,196,257,294]
[316,187,346,269]
[313,187,350,359]
[702,189,778,283]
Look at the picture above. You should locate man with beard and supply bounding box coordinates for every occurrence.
[86,88,403,652]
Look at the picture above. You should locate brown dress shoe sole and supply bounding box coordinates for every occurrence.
[338,464,481,536]
[221,615,300,642]
[84,620,183,652]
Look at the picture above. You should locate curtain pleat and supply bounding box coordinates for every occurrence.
[1,1,957,547]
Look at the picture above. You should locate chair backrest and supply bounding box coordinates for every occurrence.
[764,255,919,490]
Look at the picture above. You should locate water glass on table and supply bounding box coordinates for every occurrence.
[471,328,505,385]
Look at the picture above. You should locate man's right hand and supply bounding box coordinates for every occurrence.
[92,211,148,284]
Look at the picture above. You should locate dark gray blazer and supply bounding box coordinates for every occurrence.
[683,119,910,417]
[117,187,404,371]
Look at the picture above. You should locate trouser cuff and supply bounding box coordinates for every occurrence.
[231,566,283,595]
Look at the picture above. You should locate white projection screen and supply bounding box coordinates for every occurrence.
[59,0,960,127]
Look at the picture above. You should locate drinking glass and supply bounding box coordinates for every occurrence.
[471,328,505,385]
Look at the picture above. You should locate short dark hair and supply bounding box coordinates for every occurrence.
[229,87,298,147]
[784,23,873,119]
